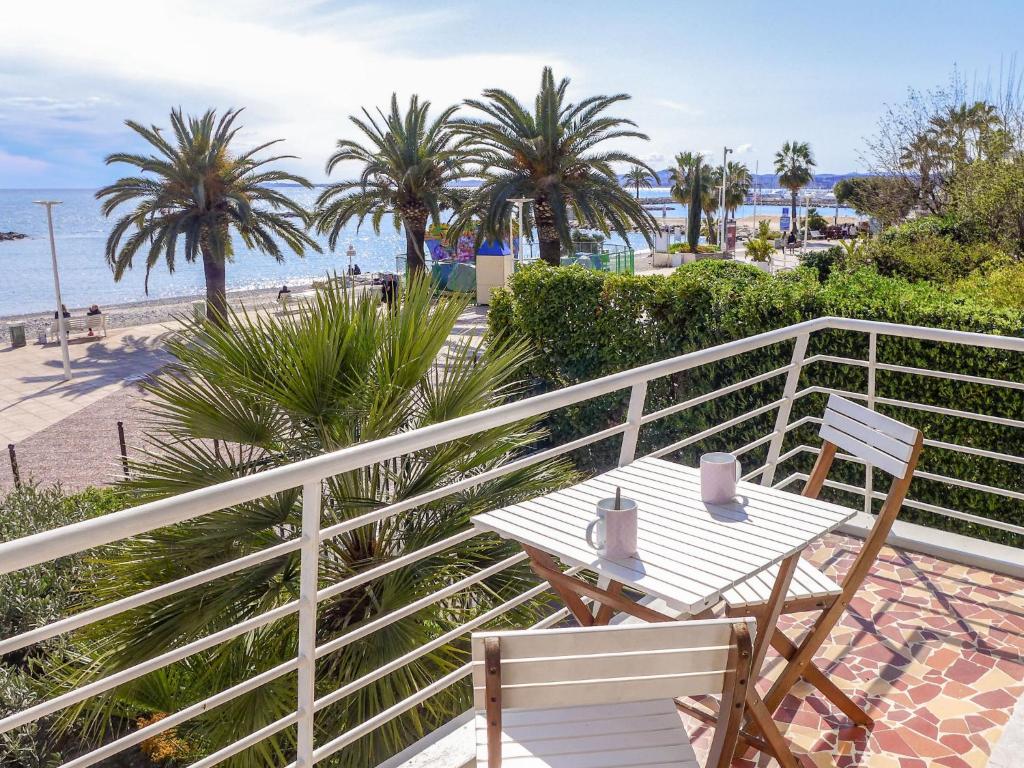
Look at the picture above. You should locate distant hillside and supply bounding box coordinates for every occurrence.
[633,170,870,189]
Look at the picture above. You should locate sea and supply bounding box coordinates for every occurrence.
[0,187,857,317]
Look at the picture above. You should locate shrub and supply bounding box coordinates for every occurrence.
[745,237,774,263]
[861,229,1010,283]
[668,243,718,254]
[800,245,846,281]
[490,262,1024,546]
[954,263,1024,310]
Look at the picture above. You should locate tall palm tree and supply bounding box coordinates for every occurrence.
[668,151,702,203]
[453,67,658,266]
[97,108,319,323]
[315,94,472,275]
[723,160,752,218]
[55,277,573,768]
[701,165,722,245]
[774,141,816,233]
[622,165,655,199]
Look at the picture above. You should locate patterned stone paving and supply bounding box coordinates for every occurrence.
[686,533,1024,767]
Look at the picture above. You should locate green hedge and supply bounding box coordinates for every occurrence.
[489,262,1024,546]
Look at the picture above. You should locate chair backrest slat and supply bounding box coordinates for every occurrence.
[471,619,745,711]
[819,394,918,479]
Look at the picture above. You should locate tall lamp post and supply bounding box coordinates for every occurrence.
[719,146,732,251]
[803,191,812,250]
[34,200,71,381]
[508,197,532,262]
[346,244,356,299]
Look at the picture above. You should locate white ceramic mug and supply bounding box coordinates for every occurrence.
[700,452,742,504]
[585,497,638,558]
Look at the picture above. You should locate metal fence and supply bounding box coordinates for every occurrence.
[1,317,1022,767]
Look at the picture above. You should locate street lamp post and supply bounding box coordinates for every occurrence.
[803,191,812,250]
[34,200,71,381]
[719,146,732,252]
[508,197,532,261]
[346,244,356,299]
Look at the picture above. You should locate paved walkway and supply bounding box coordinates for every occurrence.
[0,323,174,446]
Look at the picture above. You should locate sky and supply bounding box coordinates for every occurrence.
[2,0,1024,188]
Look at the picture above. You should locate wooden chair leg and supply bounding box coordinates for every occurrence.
[706,623,753,768]
[770,631,873,726]
[484,637,502,768]
[744,690,799,768]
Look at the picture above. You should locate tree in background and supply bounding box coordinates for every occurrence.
[723,161,752,219]
[834,176,917,227]
[700,164,722,245]
[623,165,655,199]
[774,140,816,233]
[97,108,319,324]
[454,67,658,266]
[686,155,703,253]
[55,277,573,768]
[315,94,472,275]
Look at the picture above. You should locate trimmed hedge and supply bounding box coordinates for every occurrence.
[489,262,1024,546]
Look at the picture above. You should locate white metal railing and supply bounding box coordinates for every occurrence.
[1,316,1023,767]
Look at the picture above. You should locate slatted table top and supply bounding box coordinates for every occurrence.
[472,456,857,616]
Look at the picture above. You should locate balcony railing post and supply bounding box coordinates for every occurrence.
[864,332,878,515]
[618,381,649,466]
[761,333,810,486]
[296,480,322,767]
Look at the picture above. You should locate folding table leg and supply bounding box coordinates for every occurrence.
[594,581,623,625]
[522,546,594,627]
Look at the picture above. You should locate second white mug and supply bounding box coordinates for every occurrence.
[586,497,638,558]
[700,452,742,504]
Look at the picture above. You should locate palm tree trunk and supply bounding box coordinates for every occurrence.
[790,190,798,233]
[200,242,228,325]
[403,211,428,275]
[534,199,561,267]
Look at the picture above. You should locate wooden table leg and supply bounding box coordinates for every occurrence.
[522,546,594,627]
[734,552,800,763]
[594,581,624,625]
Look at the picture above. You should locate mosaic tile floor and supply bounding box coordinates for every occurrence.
[686,533,1024,767]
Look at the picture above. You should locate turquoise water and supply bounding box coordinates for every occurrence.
[0,187,856,316]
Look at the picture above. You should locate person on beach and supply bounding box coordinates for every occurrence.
[54,304,70,319]
[86,304,102,336]
[381,274,398,309]
[277,285,291,300]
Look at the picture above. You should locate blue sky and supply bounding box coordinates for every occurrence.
[1,0,1023,188]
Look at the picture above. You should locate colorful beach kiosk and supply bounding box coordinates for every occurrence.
[423,226,516,305]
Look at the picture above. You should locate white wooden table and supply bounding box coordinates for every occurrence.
[471,456,857,768]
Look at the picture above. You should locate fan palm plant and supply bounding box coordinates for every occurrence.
[315,94,472,275]
[774,140,816,233]
[96,108,320,323]
[453,67,658,266]
[52,277,573,768]
[622,165,655,199]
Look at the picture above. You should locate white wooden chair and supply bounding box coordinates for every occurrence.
[721,393,923,725]
[471,618,753,768]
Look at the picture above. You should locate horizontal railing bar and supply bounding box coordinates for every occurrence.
[794,385,869,402]
[827,316,1024,351]
[874,395,1024,430]
[648,399,784,459]
[317,528,481,603]
[740,463,770,481]
[314,567,584,713]
[318,423,627,543]
[873,362,1024,391]
[0,538,302,657]
[784,472,1024,535]
[0,319,826,575]
[804,353,867,368]
[0,601,298,735]
[187,712,300,768]
[772,473,804,491]
[640,364,794,425]
[314,553,528,660]
[785,415,822,432]
[732,432,777,457]
[60,659,300,768]
[922,438,1024,466]
[914,469,1024,502]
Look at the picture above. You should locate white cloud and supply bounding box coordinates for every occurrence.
[0,1,569,181]
[653,98,703,116]
[644,152,666,165]
[734,142,754,154]
[0,148,49,174]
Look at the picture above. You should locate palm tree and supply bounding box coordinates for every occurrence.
[723,161,752,218]
[686,155,703,253]
[454,67,658,266]
[774,141,816,233]
[315,94,472,275]
[700,165,722,245]
[622,165,655,199]
[56,277,573,767]
[97,108,319,323]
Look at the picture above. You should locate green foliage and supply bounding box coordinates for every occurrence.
[860,224,1011,283]
[950,154,1024,257]
[745,237,774,263]
[56,277,573,768]
[954,263,1024,309]
[800,246,846,281]
[490,262,1024,547]
[834,176,917,226]
[667,243,718,254]
[775,141,816,232]
[97,108,320,320]
[1,485,127,768]
[687,156,702,252]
